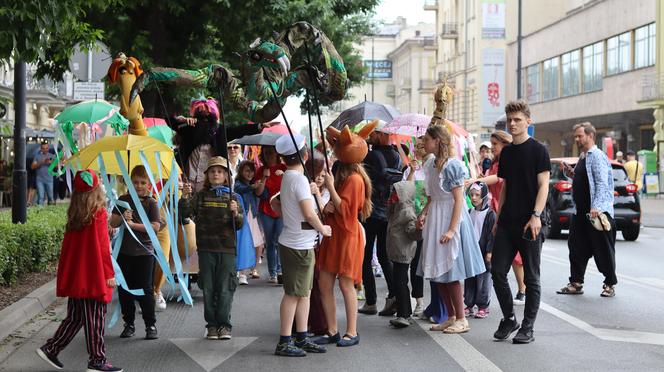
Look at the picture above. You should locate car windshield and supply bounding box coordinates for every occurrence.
[612,166,628,184]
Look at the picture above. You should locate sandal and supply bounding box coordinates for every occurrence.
[556,282,584,295]
[443,319,470,334]
[430,316,456,331]
[600,284,615,297]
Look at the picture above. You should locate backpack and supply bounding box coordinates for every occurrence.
[373,149,403,200]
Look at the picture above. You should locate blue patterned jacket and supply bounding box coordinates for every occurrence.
[578,145,614,217]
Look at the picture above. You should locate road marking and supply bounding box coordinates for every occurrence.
[171,337,257,371]
[540,302,664,346]
[415,320,502,372]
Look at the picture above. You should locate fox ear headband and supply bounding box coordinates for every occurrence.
[326,120,378,164]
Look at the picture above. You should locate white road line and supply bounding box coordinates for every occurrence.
[540,302,664,346]
[415,320,503,372]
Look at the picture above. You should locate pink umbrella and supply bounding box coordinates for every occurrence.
[382,113,430,137]
[262,122,298,135]
[143,117,167,128]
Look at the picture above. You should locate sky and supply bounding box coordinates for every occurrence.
[375,0,436,25]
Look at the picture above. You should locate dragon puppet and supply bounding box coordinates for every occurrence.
[128,21,348,124]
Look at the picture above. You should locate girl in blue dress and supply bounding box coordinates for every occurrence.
[418,125,486,334]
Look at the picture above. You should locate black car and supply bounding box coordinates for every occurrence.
[544,157,641,241]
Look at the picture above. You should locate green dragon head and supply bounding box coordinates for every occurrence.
[247,38,291,76]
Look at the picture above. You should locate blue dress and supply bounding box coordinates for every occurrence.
[419,157,486,283]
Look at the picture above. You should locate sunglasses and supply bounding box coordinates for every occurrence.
[227,145,240,150]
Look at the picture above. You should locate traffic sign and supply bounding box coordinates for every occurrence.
[73,82,105,101]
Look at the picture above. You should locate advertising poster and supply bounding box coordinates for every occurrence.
[481,49,505,127]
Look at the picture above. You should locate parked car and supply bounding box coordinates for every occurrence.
[544,157,641,241]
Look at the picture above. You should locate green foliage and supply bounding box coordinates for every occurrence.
[83,0,379,117]
[0,0,110,80]
[0,205,67,285]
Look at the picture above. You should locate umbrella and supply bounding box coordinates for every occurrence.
[329,101,400,130]
[230,132,282,146]
[148,125,175,147]
[381,113,430,137]
[66,134,180,178]
[143,117,167,128]
[262,123,295,135]
[55,99,121,126]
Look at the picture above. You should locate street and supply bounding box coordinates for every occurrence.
[2,227,664,372]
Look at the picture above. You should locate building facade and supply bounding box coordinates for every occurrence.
[504,0,658,157]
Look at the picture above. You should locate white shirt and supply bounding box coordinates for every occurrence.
[278,170,318,249]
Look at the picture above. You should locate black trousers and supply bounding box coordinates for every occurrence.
[409,241,424,299]
[568,213,617,286]
[362,218,394,305]
[491,225,542,329]
[392,262,412,318]
[117,253,156,327]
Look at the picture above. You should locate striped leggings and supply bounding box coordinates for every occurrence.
[42,298,107,365]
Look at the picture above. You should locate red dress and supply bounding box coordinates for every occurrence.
[318,174,366,284]
[255,163,287,218]
[56,209,115,304]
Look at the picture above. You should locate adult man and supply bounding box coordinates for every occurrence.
[359,126,402,316]
[615,151,624,164]
[623,150,643,191]
[557,122,617,297]
[31,142,55,206]
[491,100,550,344]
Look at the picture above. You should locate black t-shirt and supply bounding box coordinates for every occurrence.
[572,156,591,214]
[497,137,551,227]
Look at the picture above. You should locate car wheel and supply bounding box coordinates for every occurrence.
[544,205,561,239]
[621,226,640,241]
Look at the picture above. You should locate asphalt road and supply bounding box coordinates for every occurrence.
[1,227,664,372]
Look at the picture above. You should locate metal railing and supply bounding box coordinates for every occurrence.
[641,73,664,102]
[441,23,459,39]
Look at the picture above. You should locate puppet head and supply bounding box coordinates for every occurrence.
[325,120,378,164]
[107,53,143,84]
[189,98,220,122]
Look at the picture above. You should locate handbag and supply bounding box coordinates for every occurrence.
[586,212,611,232]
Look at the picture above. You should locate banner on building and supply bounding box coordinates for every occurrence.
[481,49,505,127]
[482,0,506,39]
[364,60,393,79]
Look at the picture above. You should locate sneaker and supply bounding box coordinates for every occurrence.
[356,290,366,301]
[358,303,377,315]
[268,276,278,284]
[275,340,306,357]
[493,316,520,340]
[238,274,249,285]
[155,293,167,312]
[475,308,490,319]
[206,327,219,340]
[413,300,423,316]
[512,327,535,344]
[219,326,232,340]
[389,317,412,328]
[464,306,475,317]
[295,338,327,353]
[36,347,63,370]
[145,325,158,340]
[86,362,123,372]
[120,323,135,338]
[514,291,526,305]
[373,267,383,277]
[378,297,397,317]
[250,269,260,279]
[601,284,615,297]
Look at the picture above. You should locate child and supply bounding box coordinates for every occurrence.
[180,156,244,340]
[273,134,331,357]
[419,125,485,334]
[234,160,267,282]
[386,180,423,328]
[464,182,495,319]
[110,165,162,340]
[36,169,122,372]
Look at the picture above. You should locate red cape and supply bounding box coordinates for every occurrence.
[56,209,114,304]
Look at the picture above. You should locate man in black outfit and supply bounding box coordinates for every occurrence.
[491,100,550,344]
[359,128,401,316]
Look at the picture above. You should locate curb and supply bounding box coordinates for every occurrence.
[0,278,57,342]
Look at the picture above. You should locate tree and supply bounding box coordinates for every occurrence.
[0,0,108,223]
[83,0,379,117]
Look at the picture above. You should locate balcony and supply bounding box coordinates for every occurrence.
[419,79,436,91]
[386,84,395,97]
[441,23,459,39]
[639,73,664,104]
[424,0,438,11]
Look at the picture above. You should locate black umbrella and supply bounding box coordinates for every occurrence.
[329,101,400,130]
[229,132,282,146]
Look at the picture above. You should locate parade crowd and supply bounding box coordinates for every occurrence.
[34,99,621,372]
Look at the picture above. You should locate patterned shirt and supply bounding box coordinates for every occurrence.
[578,145,614,217]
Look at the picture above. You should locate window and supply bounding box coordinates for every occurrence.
[635,23,656,68]
[561,50,580,97]
[526,64,540,103]
[583,41,603,92]
[543,57,559,101]
[607,31,631,75]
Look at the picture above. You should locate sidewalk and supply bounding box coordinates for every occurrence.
[640,195,664,228]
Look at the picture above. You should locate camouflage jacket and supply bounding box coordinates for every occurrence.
[179,187,244,254]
